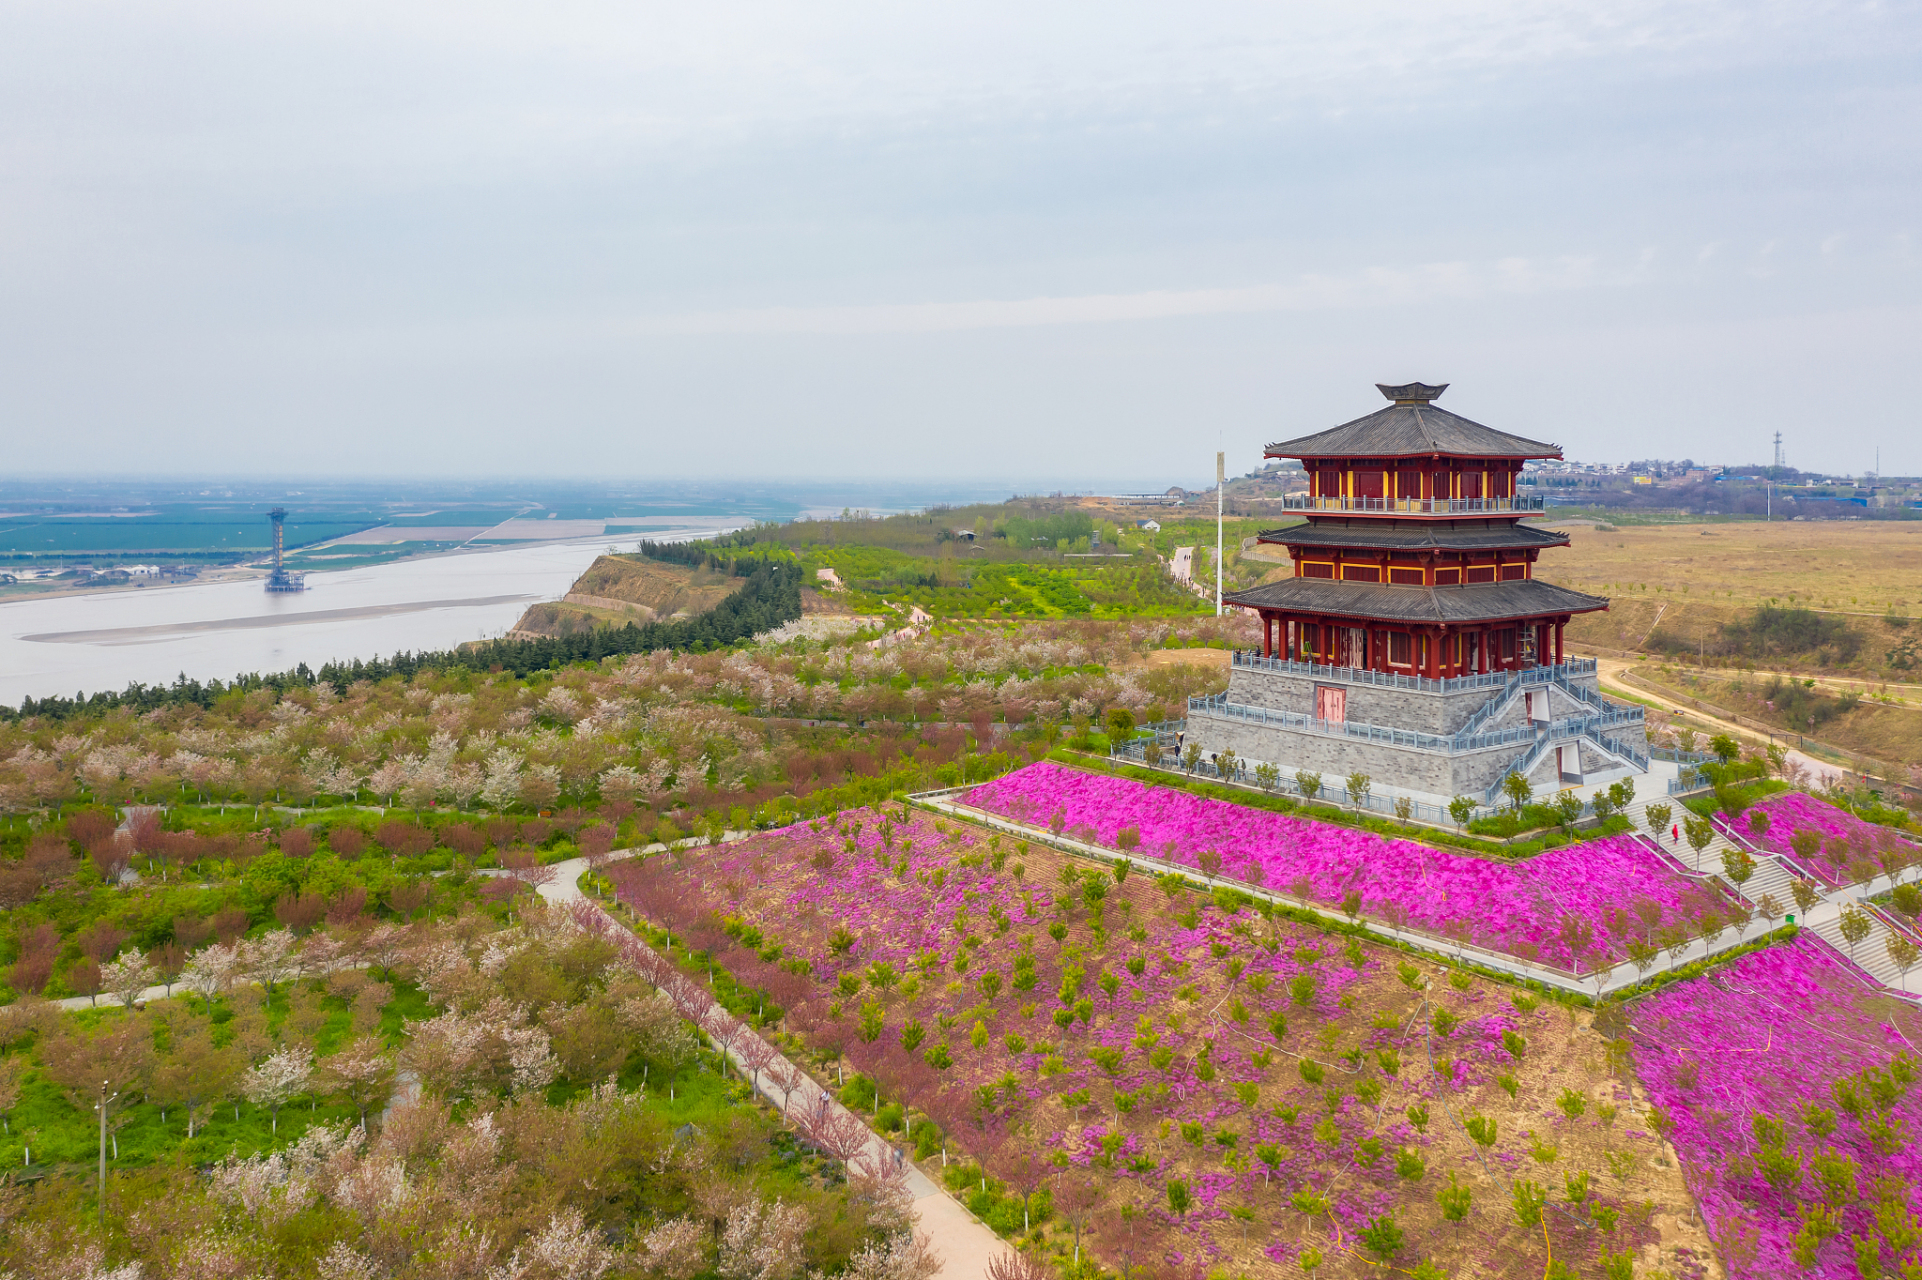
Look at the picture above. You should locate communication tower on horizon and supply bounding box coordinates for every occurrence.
[265,507,307,593]
[1773,431,1784,469]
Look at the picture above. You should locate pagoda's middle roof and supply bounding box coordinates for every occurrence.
[1268,387,1561,460]
[1259,520,1571,552]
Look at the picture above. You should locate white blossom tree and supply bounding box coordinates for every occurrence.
[597,764,643,806]
[316,1036,396,1128]
[368,758,413,807]
[481,748,525,809]
[493,1206,613,1280]
[240,929,301,992]
[443,762,484,808]
[842,1233,943,1280]
[101,949,155,1009]
[243,1046,314,1134]
[718,1199,811,1280]
[181,943,239,1006]
[639,1218,708,1280]
[502,1024,559,1096]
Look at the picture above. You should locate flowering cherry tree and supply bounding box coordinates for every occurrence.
[242,1046,314,1134]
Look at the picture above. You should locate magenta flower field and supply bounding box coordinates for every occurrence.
[614,804,1685,1276]
[1733,791,1919,887]
[965,763,1723,970]
[1633,936,1922,1278]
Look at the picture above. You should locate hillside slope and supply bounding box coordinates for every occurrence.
[510,554,744,638]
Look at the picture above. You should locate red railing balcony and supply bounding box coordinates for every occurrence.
[1281,495,1546,515]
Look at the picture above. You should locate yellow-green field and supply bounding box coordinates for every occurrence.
[1523,518,1922,770]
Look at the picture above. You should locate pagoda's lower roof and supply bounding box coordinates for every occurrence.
[1259,520,1570,552]
[1224,577,1607,625]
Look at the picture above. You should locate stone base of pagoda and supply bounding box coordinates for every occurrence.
[1184,706,1651,808]
[1220,653,1603,737]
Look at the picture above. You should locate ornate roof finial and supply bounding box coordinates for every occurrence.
[1377,381,1448,404]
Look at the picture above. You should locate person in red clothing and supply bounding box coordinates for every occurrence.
[1672,825,1680,843]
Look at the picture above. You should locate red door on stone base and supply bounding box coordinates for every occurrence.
[1316,685,1346,723]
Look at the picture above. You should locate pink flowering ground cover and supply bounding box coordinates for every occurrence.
[1631,935,1922,1278]
[966,762,1724,970]
[1731,791,1920,888]
[615,806,1699,1276]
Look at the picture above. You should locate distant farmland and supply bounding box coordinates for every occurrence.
[0,503,389,560]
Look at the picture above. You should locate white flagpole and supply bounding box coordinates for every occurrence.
[1215,451,1225,616]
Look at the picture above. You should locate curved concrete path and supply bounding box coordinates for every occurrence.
[547,848,1014,1280]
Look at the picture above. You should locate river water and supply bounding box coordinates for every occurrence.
[0,523,733,705]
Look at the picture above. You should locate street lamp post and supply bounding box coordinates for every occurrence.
[97,1080,117,1229]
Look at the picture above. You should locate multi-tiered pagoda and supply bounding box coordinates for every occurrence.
[1232,381,1604,681]
[1185,382,1663,809]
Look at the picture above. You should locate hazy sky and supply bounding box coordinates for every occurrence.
[4,1,1918,486]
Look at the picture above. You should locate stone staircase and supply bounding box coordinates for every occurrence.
[1616,797,1922,997]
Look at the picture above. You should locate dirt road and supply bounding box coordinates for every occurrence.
[1593,656,1846,787]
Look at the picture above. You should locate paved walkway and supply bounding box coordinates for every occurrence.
[1638,800,1922,996]
[548,850,1014,1280]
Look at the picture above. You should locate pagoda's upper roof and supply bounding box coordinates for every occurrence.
[1267,383,1562,461]
[1259,520,1571,552]
[1224,576,1607,624]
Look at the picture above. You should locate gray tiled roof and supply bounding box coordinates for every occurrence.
[1268,518,1568,549]
[1223,576,1607,624]
[1267,399,1560,460]
[1259,520,1570,552]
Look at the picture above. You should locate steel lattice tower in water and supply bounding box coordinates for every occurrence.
[265,507,306,592]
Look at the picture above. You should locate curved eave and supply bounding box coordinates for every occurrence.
[1222,577,1608,626]
[1256,522,1571,552]
[1266,445,1564,461]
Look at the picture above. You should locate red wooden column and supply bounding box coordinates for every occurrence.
[1425,627,1440,679]
[1555,620,1565,665]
